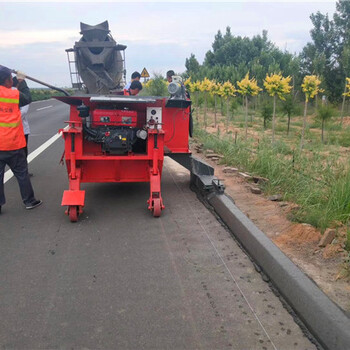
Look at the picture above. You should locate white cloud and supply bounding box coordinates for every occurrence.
[0,1,337,87]
[0,30,78,48]
[0,27,191,49]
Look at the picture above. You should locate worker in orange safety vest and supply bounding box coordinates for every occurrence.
[0,66,42,214]
[124,80,143,96]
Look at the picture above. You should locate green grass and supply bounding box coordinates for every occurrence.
[327,122,343,131]
[275,124,287,133]
[293,121,303,127]
[194,126,350,237]
[328,132,350,147]
[193,98,350,251]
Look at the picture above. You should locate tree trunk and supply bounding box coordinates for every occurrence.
[226,96,230,132]
[287,114,291,136]
[272,95,276,143]
[245,96,248,140]
[214,94,217,127]
[315,94,318,110]
[300,100,308,151]
[251,96,254,122]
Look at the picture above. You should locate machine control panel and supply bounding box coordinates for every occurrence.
[92,109,137,127]
[146,107,162,126]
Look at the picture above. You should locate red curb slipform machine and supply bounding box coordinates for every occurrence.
[56,21,221,222]
[57,94,191,221]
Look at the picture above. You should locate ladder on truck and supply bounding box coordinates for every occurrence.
[65,48,84,90]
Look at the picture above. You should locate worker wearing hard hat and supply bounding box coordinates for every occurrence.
[0,66,42,214]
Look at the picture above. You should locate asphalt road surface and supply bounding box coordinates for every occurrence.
[0,99,316,350]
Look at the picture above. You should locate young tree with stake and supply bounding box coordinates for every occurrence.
[300,75,322,150]
[190,80,201,121]
[342,77,350,123]
[199,78,213,128]
[263,73,292,143]
[237,73,261,139]
[317,103,334,143]
[210,81,222,128]
[219,81,236,132]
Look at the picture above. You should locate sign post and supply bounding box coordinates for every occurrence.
[141,67,150,83]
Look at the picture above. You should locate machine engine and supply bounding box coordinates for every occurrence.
[78,105,146,154]
[84,125,138,154]
[168,76,187,100]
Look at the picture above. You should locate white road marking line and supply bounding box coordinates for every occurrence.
[31,98,54,104]
[36,105,53,111]
[4,128,66,184]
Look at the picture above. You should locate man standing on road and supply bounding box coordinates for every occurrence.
[13,74,33,176]
[13,74,31,158]
[0,66,42,214]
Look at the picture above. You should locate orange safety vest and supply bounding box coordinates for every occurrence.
[0,86,25,150]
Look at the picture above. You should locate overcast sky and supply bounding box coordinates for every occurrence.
[1,1,337,88]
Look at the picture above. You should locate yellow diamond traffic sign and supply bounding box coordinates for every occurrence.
[141,67,150,78]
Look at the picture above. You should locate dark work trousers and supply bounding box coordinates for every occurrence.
[24,134,29,158]
[0,148,35,206]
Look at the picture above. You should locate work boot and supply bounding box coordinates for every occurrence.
[25,200,43,210]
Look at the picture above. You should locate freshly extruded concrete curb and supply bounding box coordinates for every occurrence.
[208,192,350,350]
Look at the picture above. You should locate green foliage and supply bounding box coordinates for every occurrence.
[186,28,299,88]
[30,88,73,101]
[280,95,302,135]
[326,122,343,131]
[260,100,273,128]
[193,126,350,232]
[316,103,335,142]
[230,98,238,113]
[300,2,350,102]
[281,94,298,118]
[142,74,168,96]
[185,53,200,74]
[316,104,335,122]
[328,131,350,147]
[185,1,350,103]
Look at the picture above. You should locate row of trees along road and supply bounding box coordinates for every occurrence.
[185,73,329,150]
[185,0,350,104]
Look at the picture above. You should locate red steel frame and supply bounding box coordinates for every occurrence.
[56,96,191,221]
